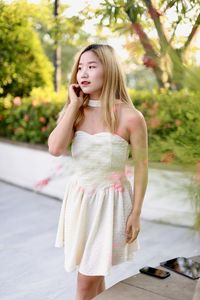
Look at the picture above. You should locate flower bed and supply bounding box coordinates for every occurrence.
[0,88,199,167]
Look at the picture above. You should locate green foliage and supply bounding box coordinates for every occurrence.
[1,86,200,229]
[183,66,200,91]
[86,0,200,90]
[0,87,66,144]
[129,89,200,166]
[0,0,53,96]
[131,87,200,230]
[0,88,199,169]
[31,0,89,85]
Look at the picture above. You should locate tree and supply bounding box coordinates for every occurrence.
[32,0,88,91]
[53,0,61,92]
[86,0,200,90]
[0,0,53,96]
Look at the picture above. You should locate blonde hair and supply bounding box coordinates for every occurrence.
[57,44,135,133]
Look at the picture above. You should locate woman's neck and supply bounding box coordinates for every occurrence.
[87,99,101,107]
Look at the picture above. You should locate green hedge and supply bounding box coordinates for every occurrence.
[0,88,199,166]
[0,87,65,144]
[129,89,200,166]
[0,1,53,96]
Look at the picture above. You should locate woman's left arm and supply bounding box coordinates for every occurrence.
[125,109,148,244]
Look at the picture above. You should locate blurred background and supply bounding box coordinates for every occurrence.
[0,0,200,228]
[0,0,200,227]
[0,2,200,299]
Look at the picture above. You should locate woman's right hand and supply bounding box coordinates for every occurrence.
[68,84,84,109]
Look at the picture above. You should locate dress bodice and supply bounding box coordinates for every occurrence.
[70,131,130,187]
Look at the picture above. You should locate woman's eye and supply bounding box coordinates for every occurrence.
[89,66,96,69]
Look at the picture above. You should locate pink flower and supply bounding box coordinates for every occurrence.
[175,119,181,127]
[41,126,47,132]
[112,182,124,192]
[39,116,46,124]
[35,177,51,189]
[148,103,159,116]
[149,118,161,128]
[110,171,125,192]
[163,123,172,129]
[141,102,148,109]
[23,114,30,122]
[13,97,21,106]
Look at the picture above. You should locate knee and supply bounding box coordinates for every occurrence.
[77,280,93,294]
[77,272,103,293]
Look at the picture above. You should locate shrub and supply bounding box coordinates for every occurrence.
[129,89,200,166]
[0,88,199,167]
[0,1,53,96]
[0,87,66,144]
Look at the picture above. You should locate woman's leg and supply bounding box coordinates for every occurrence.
[95,277,106,295]
[76,271,105,300]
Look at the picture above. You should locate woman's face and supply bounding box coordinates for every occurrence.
[77,50,104,99]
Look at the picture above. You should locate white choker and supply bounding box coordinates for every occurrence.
[87,99,101,107]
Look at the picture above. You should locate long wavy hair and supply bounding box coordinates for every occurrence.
[57,44,135,133]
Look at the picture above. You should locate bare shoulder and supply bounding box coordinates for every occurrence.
[116,101,146,132]
[126,107,146,131]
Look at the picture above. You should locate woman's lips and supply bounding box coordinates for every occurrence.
[81,81,90,86]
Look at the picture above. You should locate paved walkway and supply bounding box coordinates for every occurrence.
[0,180,200,300]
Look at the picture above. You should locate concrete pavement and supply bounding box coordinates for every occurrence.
[0,180,199,300]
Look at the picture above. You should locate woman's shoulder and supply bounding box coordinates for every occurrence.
[116,99,146,130]
[116,99,143,116]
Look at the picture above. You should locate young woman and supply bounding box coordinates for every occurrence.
[48,44,148,300]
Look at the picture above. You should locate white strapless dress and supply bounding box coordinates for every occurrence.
[55,131,140,276]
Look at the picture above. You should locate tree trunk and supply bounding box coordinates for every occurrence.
[131,23,165,88]
[53,0,61,92]
[54,45,61,92]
